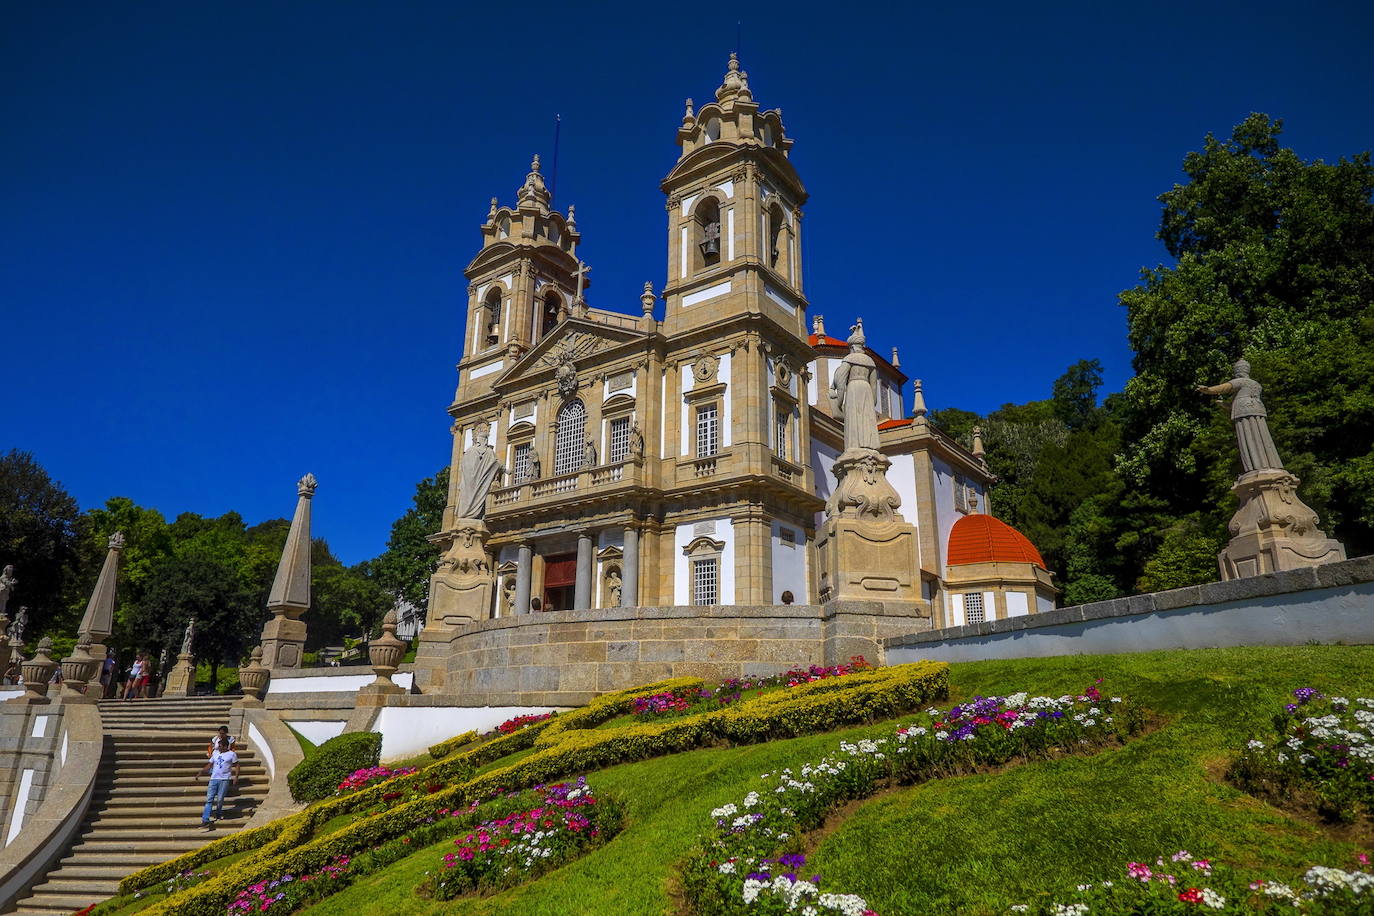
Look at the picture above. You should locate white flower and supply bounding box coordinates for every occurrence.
[1051,905,1089,916]
[1247,739,1265,750]
[711,803,738,818]
[718,861,735,874]
[1201,887,1225,908]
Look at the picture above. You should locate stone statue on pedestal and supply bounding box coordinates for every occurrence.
[180,617,196,655]
[1200,359,1345,579]
[165,616,198,697]
[0,566,15,617]
[455,421,504,520]
[815,319,922,608]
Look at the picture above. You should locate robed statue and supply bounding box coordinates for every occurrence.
[1197,359,1284,474]
[455,420,505,520]
[828,319,881,453]
[0,565,14,616]
[181,617,196,655]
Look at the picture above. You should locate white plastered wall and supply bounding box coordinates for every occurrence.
[1006,591,1030,617]
[771,521,808,603]
[809,436,840,528]
[932,457,958,575]
[673,519,735,605]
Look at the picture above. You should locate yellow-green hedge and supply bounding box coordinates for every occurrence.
[126,662,947,915]
[428,729,479,760]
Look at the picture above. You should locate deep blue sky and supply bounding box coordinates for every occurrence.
[4,1,1372,565]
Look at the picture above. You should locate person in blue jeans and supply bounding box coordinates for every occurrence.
[198,737,239,828]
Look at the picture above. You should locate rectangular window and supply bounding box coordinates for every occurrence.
[692,557,719,605]
[512,442,531,482]
[774,407,788,460]
[964,592,985,625]
[696,404,719,457]
[608,417,630,464]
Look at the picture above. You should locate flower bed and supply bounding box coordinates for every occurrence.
[227,856,350,914]
[336,765,417,794]
[630,658,875,721]
[123,665,948,916]
[1012,850,1374,914]
[422,778,623,900]
[683,684,1147,916]
[497,712,556,734]
[1230,688,1374,822]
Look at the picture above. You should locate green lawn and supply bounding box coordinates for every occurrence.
[302,645,1374,916]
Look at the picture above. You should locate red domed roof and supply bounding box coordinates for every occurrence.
[947,514,1046,568]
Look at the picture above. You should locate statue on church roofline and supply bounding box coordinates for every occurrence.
[828,318,881,454]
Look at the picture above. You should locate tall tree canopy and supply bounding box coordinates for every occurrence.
[0,450,81,635]
[371,466,448,613]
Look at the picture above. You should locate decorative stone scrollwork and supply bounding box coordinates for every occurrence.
[827,451,903,524]
[665,194,681,212]
[693,353,720,383]
[555,355,579,399]
[773,358,793,389]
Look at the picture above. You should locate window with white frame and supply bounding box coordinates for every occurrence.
[555,399,586,476]
[964,592,985,625]
[608,416,631,464]
[692,557,719,605]
[696,404,719,457]
[774,404,789,460]
[512,442,531,482]
[483,289,502,348]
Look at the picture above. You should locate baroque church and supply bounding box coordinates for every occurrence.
[426,54,1056,633]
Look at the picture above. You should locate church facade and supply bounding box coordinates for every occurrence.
[425,55,1056,636]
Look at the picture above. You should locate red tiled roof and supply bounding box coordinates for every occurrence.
[878,418,912,431]
[947,514,1046,568]
[807,333,850,348]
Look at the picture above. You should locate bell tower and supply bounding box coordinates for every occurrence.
[660,54,809,339]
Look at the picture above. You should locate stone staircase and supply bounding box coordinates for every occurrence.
[9,696,267,915]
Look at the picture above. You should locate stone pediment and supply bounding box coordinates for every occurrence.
[492,318,647,393]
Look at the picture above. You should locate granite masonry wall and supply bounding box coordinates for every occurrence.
[416,601,932,706]
[887,555,1374,664]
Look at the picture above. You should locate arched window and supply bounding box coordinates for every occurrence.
[483,288,502,348]
[497,215,511,239]
[694,197,721,272]
[554,399,586,476]
[703,117,721,142]
[767,205,785,271]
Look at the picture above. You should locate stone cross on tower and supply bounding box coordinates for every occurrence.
[259,474,317,670]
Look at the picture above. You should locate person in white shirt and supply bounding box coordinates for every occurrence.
[206,726,237,758]
[198,738,239,827]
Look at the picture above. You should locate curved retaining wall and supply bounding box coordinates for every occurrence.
[413,601,931,706]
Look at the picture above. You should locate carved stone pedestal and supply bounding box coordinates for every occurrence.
[426,519,495,631]
[1219,469,1346,579]
[816,450,922,604]
[260,614,306,670]
[164,652,197,697]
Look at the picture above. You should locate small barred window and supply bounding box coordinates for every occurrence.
[692,557,719,606]
[608,417,630,463]
[696,404,719,457]
[964,592,985,625]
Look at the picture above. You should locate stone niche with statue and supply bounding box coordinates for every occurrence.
[814,320,922,605]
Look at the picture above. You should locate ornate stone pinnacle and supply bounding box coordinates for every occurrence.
[912,379,929,421]
[488,197,498,219]
[566,204,576,228]
[812,314,825,337]
[530,154,541,173]
[297,473,318,497]
[891,347,900,369]
[683,98,695,126]
[107,531,126,550]
[641,282,656,315]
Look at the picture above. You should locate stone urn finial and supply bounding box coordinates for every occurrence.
[19,636,58,703]
[367,610,407,693]
[60,636,100,702]
[237,645,269,706]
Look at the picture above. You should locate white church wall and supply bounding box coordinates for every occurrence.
[809,436,840,528]
[932,457,958,575]
[807,366,819,405]
[949,592,965,628]
[888,452,920,545]
[1006,591,1030,618]
[1036,593,1056,614]
[720,352,733,446]
[673,519,735,605]
[283,720,346,746]
[770,521,808,603]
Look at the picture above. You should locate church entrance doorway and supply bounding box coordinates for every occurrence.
[543,552,577,612]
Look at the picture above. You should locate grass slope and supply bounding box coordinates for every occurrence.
[103,646,1374,916]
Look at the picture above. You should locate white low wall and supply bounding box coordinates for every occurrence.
[267,672,414,694]
[374,706,566,760]
[284,720,347,746]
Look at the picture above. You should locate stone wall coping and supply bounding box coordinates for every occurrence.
[267,663,416,678]
[238,707,306,829]
[265,694,361,711]
[886,554,1374,648]
[0,702,102,905]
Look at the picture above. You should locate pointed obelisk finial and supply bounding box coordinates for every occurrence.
[259,474,316,669]
[683,97,695,127]
[912,379,929,427]
[77,531,125,662]
[891,347,900,369]
[971,425,986,464]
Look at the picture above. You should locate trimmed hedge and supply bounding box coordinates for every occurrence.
[427,729,478,760]
[127,663,948,916]
[286,731,382,803]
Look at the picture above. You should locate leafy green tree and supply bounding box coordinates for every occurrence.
[0,450,81,636]
[131,554,256,688]
[76,497,172,636]
[371,467,449,611]
[1120,113,1374,556]
[1051,359,1105,431]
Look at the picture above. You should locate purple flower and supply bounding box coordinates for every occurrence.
[779,854,806,868]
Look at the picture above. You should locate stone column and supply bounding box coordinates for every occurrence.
[515,543,534,615]
[573,531,594,611]
[621,527,639,607]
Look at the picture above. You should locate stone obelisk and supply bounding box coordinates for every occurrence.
[78,532,125,663]
[1199,360,1345,579]
[814,320,921,604]
[259,474,316,669]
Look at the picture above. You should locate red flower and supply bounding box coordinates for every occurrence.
[1178,888,1203,904]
